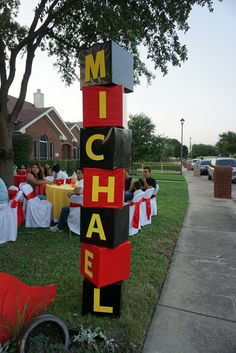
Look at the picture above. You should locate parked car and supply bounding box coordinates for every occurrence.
[199,160,211,175]
[208,158,236,181]
[191,159,201,170]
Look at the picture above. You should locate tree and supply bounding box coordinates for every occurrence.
[0,0,218,184]
[216,131,236,156]
[191,143,217,158]
[128,113,155,161]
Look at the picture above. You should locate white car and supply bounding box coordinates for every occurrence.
[208,158,236,182]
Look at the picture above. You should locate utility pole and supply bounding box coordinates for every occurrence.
[180,118,185,175]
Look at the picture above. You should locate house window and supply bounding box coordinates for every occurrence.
[49,143,54,160]
[40,135,48,160]
[73,143,77,159]
[33,141,38,160]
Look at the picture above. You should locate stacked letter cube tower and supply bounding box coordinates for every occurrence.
[80,41,133,316]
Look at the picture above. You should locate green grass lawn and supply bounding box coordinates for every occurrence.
[0,177,188,352]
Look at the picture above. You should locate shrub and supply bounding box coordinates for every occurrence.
[13,133,32,168]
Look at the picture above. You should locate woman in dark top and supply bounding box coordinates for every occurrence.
[124,170,134,202]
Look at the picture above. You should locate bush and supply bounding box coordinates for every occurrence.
[13,133,32,168]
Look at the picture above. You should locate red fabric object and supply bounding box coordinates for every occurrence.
[10,199,18,208]
[0,272,57,343]
[35,184,46,196]
[25,191,35,200]
[17,201,24,226]
[144,198,151,220]
[17,169,27,175]
[13,175,27,187]
[55,179,64,186]
[129,200,142,229]
[80,241,131,288]
[83,168,125,209]
[69,202,82,207]
[66,178,72,184]
[82,85,125,127]
[8,189,18,200]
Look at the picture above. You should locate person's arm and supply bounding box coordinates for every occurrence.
[67,186,83,198]
[27,173,52,185]
[128,179,135,192]
[140,177,150,190]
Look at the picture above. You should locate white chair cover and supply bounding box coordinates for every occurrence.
[151,184,159,217]
[0,191,22,244]
[45,176,54,182]
[67,194,83,235]
[21,184,52,228]
[140,188,155,227]
[128,193,144,236]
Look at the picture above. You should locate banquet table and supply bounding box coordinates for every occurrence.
[45,184,75,221]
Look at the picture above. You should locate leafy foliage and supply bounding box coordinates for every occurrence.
[215,131,236,157]
[128,113,156,161]
[12,133,32,167]
[0,0,220,183]
[191,143,217,158]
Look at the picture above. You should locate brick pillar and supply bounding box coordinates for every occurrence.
[214,165,232,198]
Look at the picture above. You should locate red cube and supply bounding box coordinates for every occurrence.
[83,85,127,128]
[80,241,131,288]
[83,168,125,209]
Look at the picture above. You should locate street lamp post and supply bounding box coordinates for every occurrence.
[180,118,185,175]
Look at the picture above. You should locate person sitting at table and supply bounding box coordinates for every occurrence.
[42,163,50,177]
[52,163,68,180]
[132,180,144,199]
[49,169,83,233]
[26,163,52,199]
[0,177,9,204]
[139,166,156,191]
[45,167,54,182]
[124,169,135,202]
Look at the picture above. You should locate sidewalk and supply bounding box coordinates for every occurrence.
[142,170,236,353]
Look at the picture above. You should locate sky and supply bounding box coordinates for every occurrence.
[9,0,236,149]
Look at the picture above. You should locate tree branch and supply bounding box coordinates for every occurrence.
[6,0,60,91]
[46,28,82,51]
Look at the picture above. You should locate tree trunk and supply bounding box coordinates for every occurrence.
[0,110,14,187]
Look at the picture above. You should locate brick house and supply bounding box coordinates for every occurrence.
[8,90,80,161]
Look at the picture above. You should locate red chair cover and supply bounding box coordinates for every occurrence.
[17,201,24,226]
[0,272,57,343]
[144,198,151,220]
[35,184,46,196]
[8,189,18,200]
[130,200,142,229]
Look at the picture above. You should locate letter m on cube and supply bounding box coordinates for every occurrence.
[80,41,133,93]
